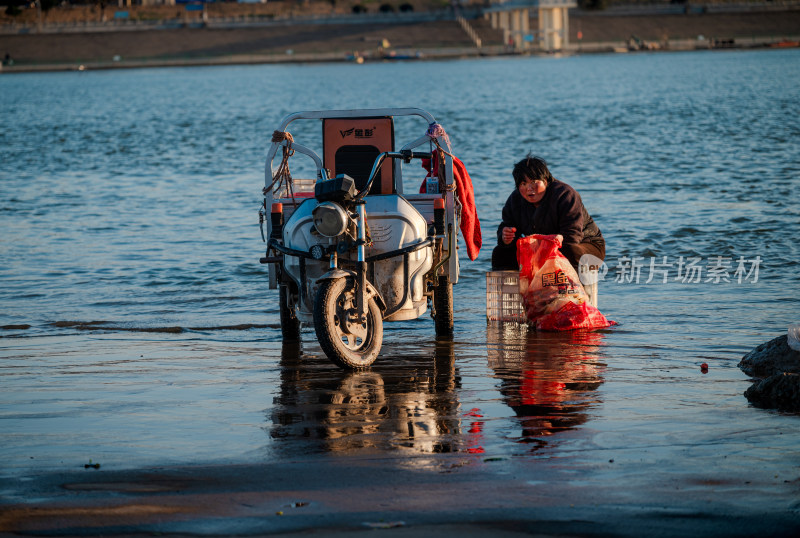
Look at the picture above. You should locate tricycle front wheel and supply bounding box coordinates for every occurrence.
[313,277,383,369]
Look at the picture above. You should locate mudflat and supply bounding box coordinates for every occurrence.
[3,439,799,537]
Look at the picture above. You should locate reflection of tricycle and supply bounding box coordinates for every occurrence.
[259,108,462,369]
[272,339,460,453]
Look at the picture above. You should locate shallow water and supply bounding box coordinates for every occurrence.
[1,51,799,502]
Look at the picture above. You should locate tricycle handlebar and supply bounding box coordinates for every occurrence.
[356,150,433,201]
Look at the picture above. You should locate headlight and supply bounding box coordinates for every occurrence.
[312,202,349,237]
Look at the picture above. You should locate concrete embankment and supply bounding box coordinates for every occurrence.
[1,7,799,72]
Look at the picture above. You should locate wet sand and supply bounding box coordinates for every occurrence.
[3,443,799,536]
[1,334,799,538]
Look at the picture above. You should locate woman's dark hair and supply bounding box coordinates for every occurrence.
[512,154,553,189]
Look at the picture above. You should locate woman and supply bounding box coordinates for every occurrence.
[492,155,605,270]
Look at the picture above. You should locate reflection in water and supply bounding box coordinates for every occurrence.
[487,324,607,451]
[270,340,461,455]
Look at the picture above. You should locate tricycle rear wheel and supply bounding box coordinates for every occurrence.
[313,277,383,369]
[433,275,453,337]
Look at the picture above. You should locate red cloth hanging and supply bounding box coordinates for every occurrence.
[420,155,482,261]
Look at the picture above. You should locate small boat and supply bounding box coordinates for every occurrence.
[769,40,799,48]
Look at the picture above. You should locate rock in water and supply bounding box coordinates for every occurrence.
[739,335,800,412]
[744,373,800,412]
[738,335,800,378]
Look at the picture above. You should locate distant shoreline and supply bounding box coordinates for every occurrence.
[2,42,799,75]
[2,7,799,74]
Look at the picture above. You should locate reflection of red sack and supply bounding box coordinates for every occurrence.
[517,234,614,331]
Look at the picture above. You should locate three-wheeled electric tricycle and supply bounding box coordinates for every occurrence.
[259,108,461,369]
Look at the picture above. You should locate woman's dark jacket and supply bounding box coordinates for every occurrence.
[495,179,604,253]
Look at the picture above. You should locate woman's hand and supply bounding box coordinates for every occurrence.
[502,226,517,245]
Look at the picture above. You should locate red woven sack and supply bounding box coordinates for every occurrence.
[517,234,614,331]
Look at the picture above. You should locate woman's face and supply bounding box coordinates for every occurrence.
[519,178,547,205]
